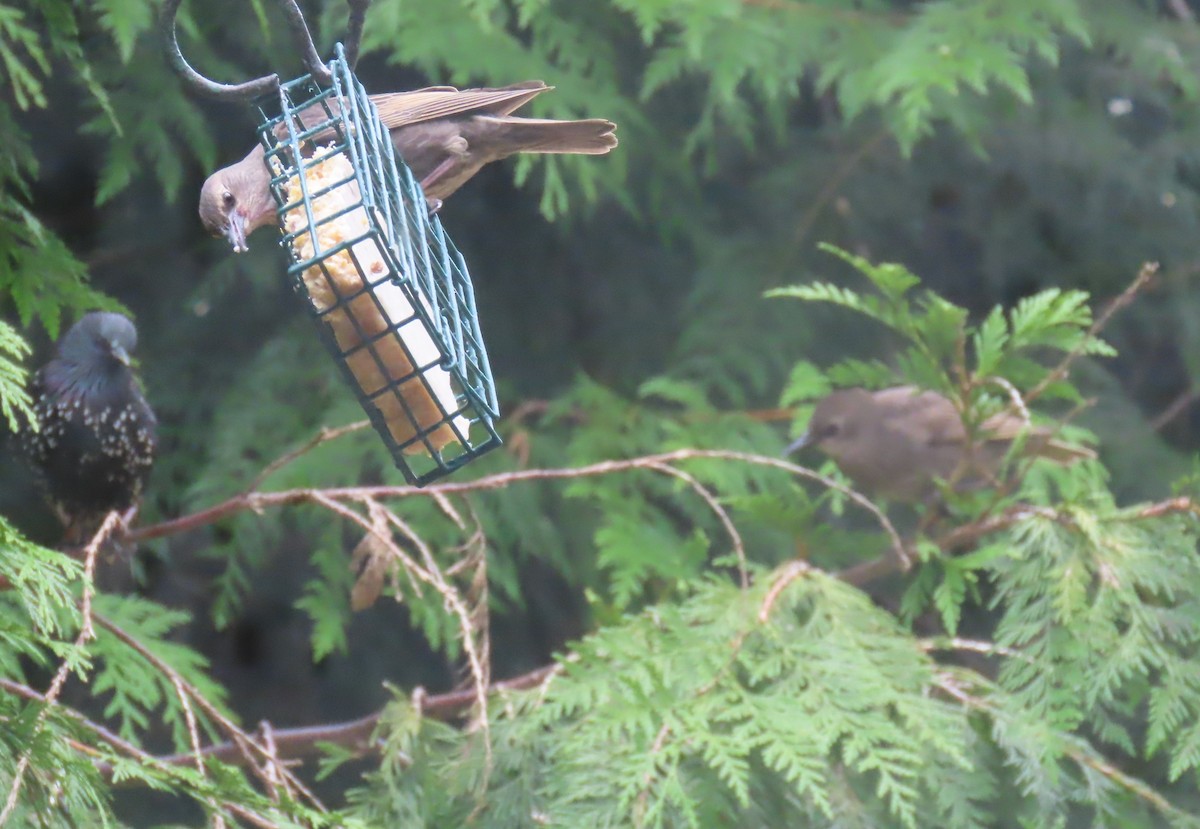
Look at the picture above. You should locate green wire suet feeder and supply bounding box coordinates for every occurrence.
[162,0,501,485]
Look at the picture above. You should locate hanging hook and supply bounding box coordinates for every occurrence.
[344,0,370,69]
[162,0,369,101]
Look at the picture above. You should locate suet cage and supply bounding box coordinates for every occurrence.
[254,43,501,485]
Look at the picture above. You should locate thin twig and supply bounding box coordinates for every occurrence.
[307,492,492,766]
[918,637,1028,662]
[1166,0,1195,23]
[1130,496,1200,520]
[985,376,1030,425]
[781,128,891,266]
[0,680,149,762]
[79,667,559,775]
[647,462,749,589]
[0,680,283,827]
[385,511,491,763]
[173,675,205,776]
[758,559,813,622]
[1150,384,1200,432]
[247,420,370,493]
[129,450,907,569]
[634,722,675,818]
[1027,262,1157,404]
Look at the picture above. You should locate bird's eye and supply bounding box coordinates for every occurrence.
[222,191,235,208]
[818,421,841,440]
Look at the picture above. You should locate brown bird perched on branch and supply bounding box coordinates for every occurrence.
[784,386,1095,502]
[199,80,618,252]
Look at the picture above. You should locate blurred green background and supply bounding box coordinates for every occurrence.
[3,0,1200,820]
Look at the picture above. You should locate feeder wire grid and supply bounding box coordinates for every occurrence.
[255,43,501,486]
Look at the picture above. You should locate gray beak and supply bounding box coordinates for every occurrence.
[225,211,249,253]
[111,344,131,366]
[783,432,812,457]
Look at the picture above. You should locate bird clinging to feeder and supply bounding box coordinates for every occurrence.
[18,312,157,544]
[199,81,618,252]
[167,0,506,483]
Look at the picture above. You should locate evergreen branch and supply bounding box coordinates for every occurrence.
[836,505,1063,589]
[0,678,286,828]
[0,510,114,824]
[0,677,150,760]
[933,671,1189,822]
[90,611,326,813]
[90,667,559,774]
[129,449,906,567]
[1131,496,1200,520]
[0,676,312,829]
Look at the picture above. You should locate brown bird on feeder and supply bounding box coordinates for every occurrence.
[784,386,1095,502]
[199,80,618,252]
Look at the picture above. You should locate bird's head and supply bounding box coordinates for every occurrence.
[57,312,139,377]
[199,151,274,253]
[784,389,871,460]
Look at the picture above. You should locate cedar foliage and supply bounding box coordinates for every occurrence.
[2,0,1200,826]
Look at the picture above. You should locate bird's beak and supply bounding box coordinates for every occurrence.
[783,432,812,457]
[111,344,131,366]
[225,211,249,253]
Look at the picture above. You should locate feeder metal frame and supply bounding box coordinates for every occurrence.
[255,43,501,485]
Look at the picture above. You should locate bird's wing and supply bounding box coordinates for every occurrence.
[980,410,1097,462]
[372,82,550,128]
[980,409,1031,442]
[874,387,968,447]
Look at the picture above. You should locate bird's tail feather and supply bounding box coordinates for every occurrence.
[482,116,618,154]
[1037,438,1097,464]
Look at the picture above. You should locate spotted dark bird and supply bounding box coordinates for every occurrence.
[19,312,156,545]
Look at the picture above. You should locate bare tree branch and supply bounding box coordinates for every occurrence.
[129,449,906,568]
[84,666,560,775]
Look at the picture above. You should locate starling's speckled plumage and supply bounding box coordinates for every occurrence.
[19,312,156,542]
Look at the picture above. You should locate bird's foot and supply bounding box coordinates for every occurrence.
[425,197,443,216]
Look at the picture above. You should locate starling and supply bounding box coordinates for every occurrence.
[785,386,1095,502]
[199,81,618,252]
[19,312,157,544]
